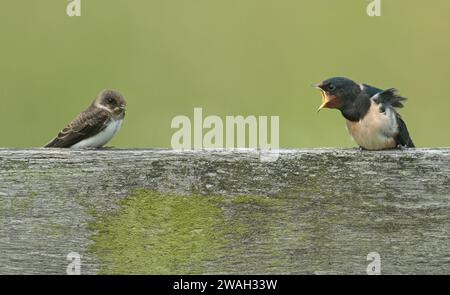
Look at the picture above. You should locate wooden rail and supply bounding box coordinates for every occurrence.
[0,148,449,274]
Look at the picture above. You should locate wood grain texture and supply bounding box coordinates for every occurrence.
[0,148,449,274]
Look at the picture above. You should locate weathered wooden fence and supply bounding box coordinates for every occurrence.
[0,148,449,274]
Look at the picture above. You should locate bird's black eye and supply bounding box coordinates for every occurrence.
[328,84,336,91]
[107,97,114,104]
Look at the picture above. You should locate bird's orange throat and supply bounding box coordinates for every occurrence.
[317,90,343,111]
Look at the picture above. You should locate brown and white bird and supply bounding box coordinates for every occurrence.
[45,89,126,148]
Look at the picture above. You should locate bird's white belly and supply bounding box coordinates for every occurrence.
[346,100,398,150]
[71,119,123,149]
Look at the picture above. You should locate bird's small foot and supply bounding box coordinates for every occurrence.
[358,146,367,151]
[396,144,407,150]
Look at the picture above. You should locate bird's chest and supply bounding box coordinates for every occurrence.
[346,101,398,150]
[97,120,123,143]
[71,119,123,148]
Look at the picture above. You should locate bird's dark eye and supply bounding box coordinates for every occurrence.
[107,97,114,104]
[328,84,336,91]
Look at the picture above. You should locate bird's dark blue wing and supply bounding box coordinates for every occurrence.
[395,115,415,148]
[361,84,384,97]
[370,87,414,148]
[372,88,407,108]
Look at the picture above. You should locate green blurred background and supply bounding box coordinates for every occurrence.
[0,0,449,148]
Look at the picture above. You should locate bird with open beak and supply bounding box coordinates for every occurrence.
[314,77,414,150]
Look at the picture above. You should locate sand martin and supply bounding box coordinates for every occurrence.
[45,89,126,148]
[315,77,414,150]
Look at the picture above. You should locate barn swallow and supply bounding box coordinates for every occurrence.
[45,89,126,148]
[314,77,414,150]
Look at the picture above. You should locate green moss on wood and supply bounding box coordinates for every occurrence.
[88,190,291,274]
[89,190,227,274]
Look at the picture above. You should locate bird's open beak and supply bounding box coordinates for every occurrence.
[313,83,339,112]
[313,83,329,112]
[317,90,329,112]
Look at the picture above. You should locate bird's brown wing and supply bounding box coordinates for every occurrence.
[45,108,112,148]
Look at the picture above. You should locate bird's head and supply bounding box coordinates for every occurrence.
[314,77,361,112]
[97,89,127,115]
